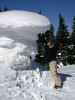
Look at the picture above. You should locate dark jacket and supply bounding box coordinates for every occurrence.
[45,46,57,63]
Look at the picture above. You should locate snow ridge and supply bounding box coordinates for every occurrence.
[0,10,50,28]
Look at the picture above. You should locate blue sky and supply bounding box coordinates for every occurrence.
[0,0,75,32]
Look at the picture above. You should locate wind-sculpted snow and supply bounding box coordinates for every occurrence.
[0,10,50,28]
[0,10,50,46]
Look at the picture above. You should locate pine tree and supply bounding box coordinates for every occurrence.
[71,16,75,44]
[35,23,56,64]
[35,33,46,64]
[49,24,55,44]
[68,16,75,64]
[0,7,2,12]
[3,6,8,11]
[38,10,42,14]
[56,14,69,65]
[45,24,55,45]
[56,14,69,49]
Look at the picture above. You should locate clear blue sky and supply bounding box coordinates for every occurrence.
[0,0,75,32]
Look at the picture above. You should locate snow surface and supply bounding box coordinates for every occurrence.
[0,36,75,100]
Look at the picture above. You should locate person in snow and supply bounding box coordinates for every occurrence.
[45,40,62,89]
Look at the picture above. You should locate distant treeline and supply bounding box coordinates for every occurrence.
[0,6,9,12]
[35,14,75,65]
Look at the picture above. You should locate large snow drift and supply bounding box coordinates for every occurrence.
[0,10,50,46]
[0,10,50,83]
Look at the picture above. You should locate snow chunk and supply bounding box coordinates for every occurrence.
[0,37,14,48]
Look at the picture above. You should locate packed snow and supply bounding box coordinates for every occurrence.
[0,36,75,100]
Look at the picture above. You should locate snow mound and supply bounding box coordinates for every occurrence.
[0,10,50,28]
[0,10,50,46]
[0,36,34,83]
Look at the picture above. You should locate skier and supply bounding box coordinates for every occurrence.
[45,40,62,89]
